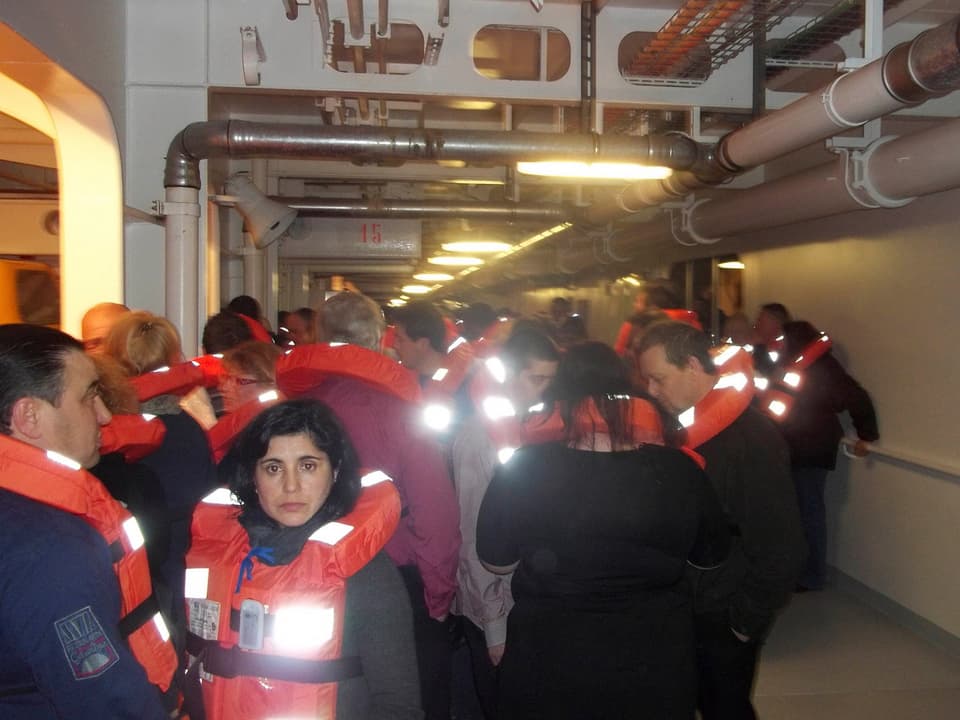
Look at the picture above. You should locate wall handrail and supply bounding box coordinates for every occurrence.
[841,438,960,480]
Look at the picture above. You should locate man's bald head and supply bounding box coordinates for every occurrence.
[81,302,130,355]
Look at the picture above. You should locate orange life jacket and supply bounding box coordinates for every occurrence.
[207,390,284,463]
[275,342,421,404]
[422,336,476,401]
[417,337,477,435]
[679,345,756,449]
[184,474,400,720]
[0,435,178,692]
[467,356,665,462]
[100,413,168,462]
[758,333,833,423]
[130,355,224,402]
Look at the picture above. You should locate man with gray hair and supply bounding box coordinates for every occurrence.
[313,291,461,720]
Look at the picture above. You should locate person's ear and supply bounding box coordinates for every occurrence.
[686,356,705,374]
[9,397,44,442]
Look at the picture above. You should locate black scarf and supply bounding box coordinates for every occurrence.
[233,506,331,592]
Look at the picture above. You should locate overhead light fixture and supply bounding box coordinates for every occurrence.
[441,241,513,254]
[414,272,454,282]
[388,298,408,307]
[427,256,485,266]
[401,284,434,295]
[517,161,673,181]
[445,99,497,111]
[620,275,642,287]
[718,260,745,269]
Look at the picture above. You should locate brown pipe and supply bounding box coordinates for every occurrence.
[584,14,960,226]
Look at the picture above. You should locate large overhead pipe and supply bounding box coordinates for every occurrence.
[164,124,702,189]
[585,14,960,224]
[283,197,572,221]
[686,115,960,238]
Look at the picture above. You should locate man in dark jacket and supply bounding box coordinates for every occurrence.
[0,325,169,720]
[777,321,879,591]
[639,321,806,720]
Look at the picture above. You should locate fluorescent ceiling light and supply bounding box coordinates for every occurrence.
[428,256,485,266]
[401,284,434,294]
[620,275,642,286]
[445,99,497,111]
[517,161,673,180]
[414,272,455,282]
[441,241,513,254]
[388,298,408,307]
[718,260,745,269]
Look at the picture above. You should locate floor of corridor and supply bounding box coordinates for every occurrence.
[754,586,960,719]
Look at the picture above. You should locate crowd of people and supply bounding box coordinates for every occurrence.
[0,285,878,719]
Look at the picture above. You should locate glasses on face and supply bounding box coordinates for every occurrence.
[224,375,260,386]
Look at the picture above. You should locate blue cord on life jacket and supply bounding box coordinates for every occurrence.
[234,546,276,593]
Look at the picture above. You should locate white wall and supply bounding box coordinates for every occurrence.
[1,1,126,150]
[742,188,960,638]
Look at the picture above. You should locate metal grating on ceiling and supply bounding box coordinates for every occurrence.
[623,0,812,86]
[765,0,908,76]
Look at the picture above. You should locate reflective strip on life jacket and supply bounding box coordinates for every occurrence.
[185,475,400,720]
[680,345,756,449]
[759,334,833,423]
[423,336,475,400]
[207,389,284,462]
[0,436,178,692]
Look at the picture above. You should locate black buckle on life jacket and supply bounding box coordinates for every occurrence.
[185,631,363,684]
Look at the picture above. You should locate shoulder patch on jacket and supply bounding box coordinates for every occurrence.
[55,606,120,680]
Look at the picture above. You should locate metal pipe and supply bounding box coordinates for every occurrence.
[347,0,364,40]
[378,0,389,36]
[580,1,595,132]
[282,197,572,221]
[687,116,960,238]
[721,14,960,170]
[584,14,960,225]
[163,186,201,355]
[164,122,703,189]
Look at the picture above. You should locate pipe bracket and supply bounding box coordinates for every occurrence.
[152,200,201,217]
[822,75,864,129]
[667,197,721,246]
[841,140,914,210]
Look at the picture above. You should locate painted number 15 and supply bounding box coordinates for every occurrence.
[361,223,382,244]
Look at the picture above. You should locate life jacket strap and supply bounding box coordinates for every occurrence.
[117,592,162,638]
[185,631,363,684]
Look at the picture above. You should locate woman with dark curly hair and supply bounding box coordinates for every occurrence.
[184,399,422,720]
[478,342,729,719]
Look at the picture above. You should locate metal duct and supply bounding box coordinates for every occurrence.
[164,123,702,189]
[282,197,572,221]
[585,14,960,225]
